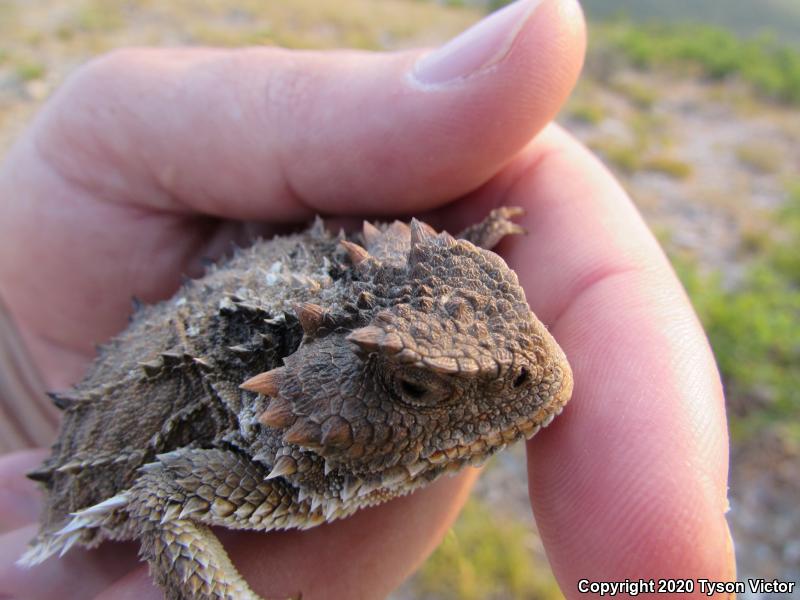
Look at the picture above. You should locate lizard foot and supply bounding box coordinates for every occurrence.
[457,206,526,250]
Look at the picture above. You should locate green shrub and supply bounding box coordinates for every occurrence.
[14,60,46,81]
[588,139,642,174]
[611,77,659,109]
[603,23,800,105]
[416,498,560,600]
[674,183,800,442]
[566,101,606,125]
[643,155,693,179]
[770,182,800,284]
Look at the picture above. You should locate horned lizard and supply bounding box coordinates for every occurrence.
[19,207,573,600]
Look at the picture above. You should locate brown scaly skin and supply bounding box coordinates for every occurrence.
[19,207,573,600]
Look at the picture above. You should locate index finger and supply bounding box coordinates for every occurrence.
[451,124,734,596]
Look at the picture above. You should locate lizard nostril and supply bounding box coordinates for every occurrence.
[512,367,530,388]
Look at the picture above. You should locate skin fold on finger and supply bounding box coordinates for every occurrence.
[445,125,733,595]
[0,450,48,533]
[93,471,477,600]
[0,524,140,600]
[0,0,585,389]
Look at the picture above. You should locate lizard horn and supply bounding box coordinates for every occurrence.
[283,420,322,448]
[266,456,298,480]
[294,302,325,335]
[240,367,285,396]
[258,397,296,428]
[409,218,436,247]
[437,230,456,246]
[320,416,353,449]
[339,240,370,265]
[362,220,381,247]
[346,325,403,354]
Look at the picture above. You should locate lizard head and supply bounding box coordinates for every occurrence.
[243,218,572,494]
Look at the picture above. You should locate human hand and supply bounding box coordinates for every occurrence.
[0,0,734,597]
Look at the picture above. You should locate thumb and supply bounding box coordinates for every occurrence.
[28,0,585,220]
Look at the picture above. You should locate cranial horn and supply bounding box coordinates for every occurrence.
[422,356,460,374]
[340,240,370,265]
[345,325,384,351]
[437,230,456,245]
[409,218,436,247]
[346,326,403,355]
[388,220,411,238]
[240,367,285,396]
[362,221,381,247]
[309,215,326,238]
[294,302,325,335]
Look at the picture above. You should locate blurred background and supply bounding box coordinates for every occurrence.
[1,0,798,598]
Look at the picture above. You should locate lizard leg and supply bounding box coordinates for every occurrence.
[145,518,260,600]
[127,448,317,600]
[457,206,526,249]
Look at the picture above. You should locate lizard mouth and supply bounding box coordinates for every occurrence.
[424,391,569,469]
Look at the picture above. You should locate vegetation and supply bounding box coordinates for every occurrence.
[609,77,658,109]
[587,0,800,45]
[600,23,800,105]
[587,131,692,179]
[642,154,693,179]
[565,101,605,125]
[417,497,561,600]
[13,60,46,82]
[486,0,800,45]
[588,138,641,174]
[675,182,800,443]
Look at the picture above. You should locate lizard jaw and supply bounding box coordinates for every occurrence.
[353,386,572,498]
[358,364,574,492]
[424,396,569,469]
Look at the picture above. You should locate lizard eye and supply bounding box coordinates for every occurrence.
[392,367,452,408]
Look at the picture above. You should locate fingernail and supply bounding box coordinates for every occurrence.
[410,0,544,86]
